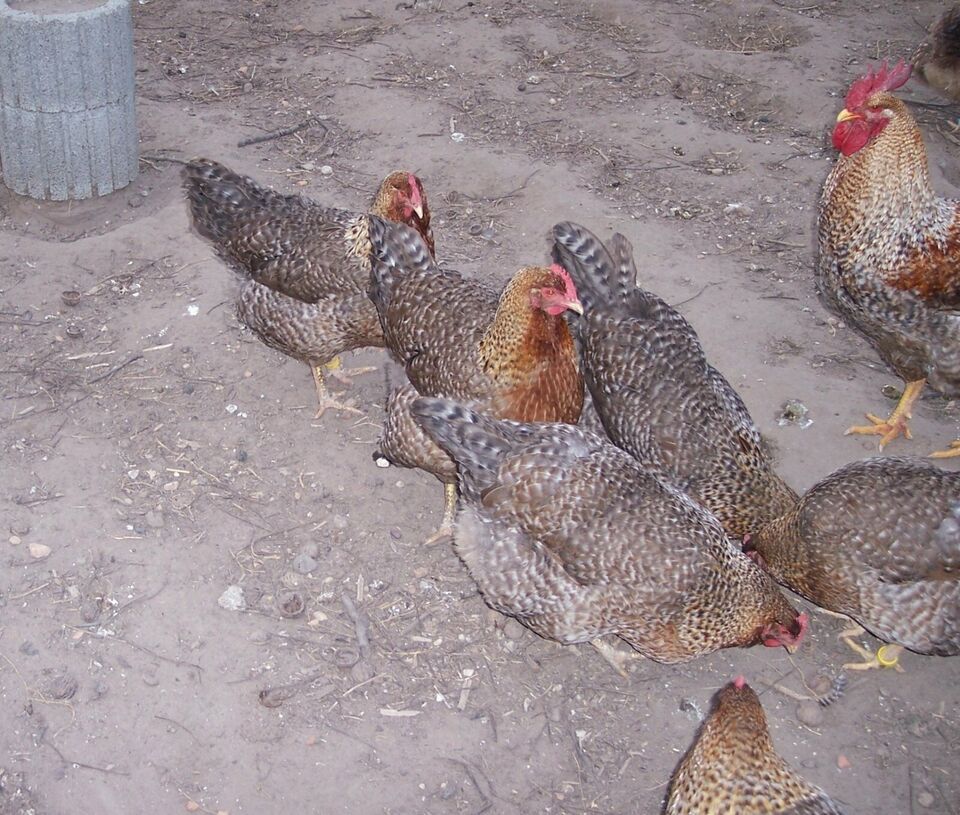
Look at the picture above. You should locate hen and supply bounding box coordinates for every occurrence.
[746,456,959,671]
[914,5,960,105]
[666,677,845,815]
[818,61,960,458]
[183,159,434,417]
[551,222,798,540]
[411,397,807,672]
[368,218,584,542]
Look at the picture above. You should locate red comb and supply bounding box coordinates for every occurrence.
[407,173,422,206]
[551,263,578,298]
[733,675,746,690]
[844,60,912,109]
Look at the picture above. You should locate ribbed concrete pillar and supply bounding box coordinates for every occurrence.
[0,0,139,200]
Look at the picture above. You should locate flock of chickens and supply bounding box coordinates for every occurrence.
[181,12,960,815]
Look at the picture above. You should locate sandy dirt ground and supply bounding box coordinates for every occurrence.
[1,1,959,813]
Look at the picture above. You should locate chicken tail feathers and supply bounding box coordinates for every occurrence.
[182,158,288,245]
[551,221,637,312]
[367,215,437,314]
[411,397,512,497]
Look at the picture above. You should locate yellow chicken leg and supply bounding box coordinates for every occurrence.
[424,483,458,546]
[844,379,925,450]
[323,355,378,387]
[311,364,362,419]
[839,625,904,672]
[930,439,960,459]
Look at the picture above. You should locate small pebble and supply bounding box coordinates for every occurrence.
[389,527,402,541]
[917,792,935,808]
[836,754,851,769]
[320,165,333,176]
[236,449,248,462]
[28,543,51,559]
[218,585,246,611]
[796,700,823,727]
[9,535,22,546]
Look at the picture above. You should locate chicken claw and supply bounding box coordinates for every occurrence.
[844,379,924,450]
[590,638,640,678]
[324,355,378,387]
[839,625,904,672]
[424,483,457,546]
[312,365,362,419]
[930,439,960,459]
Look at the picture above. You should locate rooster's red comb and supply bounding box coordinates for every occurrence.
[732,675,746,690]
[844,60,912,109]
[550,263,578,299]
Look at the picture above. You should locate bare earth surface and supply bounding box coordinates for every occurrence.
[1,1,959,813]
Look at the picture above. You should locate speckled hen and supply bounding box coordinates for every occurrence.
[818,61,960,457]
[914,6,960,103]
[411,397,807,670]
[368,218,584,543]
[183,159,434,417]
[746,456,959,669]
[666,677,845,815]
[551,222,797,540]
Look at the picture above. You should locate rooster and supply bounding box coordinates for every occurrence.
[411,397,807,674]
[552,222,798,539]
[183,159,434,417]
[818,61,960,458]
[666,677,845,815]
[368,219,584,543]
[745,456,959,671]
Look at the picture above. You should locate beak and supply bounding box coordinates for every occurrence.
[412,203,424,219]
[784,641,800,655]
[835,108,859,123]
[566,298,584,316]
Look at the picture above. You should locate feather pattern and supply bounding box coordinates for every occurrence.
[552,222,797,539]
[411,398,805,663]
[666,679,845,814]
[749,456,960,655]
[368,217,583,483]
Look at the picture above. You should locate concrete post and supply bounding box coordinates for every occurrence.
[0,0,139,200]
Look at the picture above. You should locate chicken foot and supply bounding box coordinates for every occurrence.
[844,378,925,450]
[930,439,960,459]
[590,638,640,679]
[839,625,904,672]
[323,355,378,386]
[424,483,458,546]
[311,364,362,419]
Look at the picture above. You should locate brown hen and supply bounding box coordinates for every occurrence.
[411,398,807,670]
[914,5,960,103]
[368,218,584,542]
[552,222,798,540]
[818,62,960,457]
[666,677,845,815]
[184,159,434,417]
[747,457,959,670]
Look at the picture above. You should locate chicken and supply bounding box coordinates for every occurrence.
[745,456,959,671]
[183,159,435,417]
[914,6,960,104]
[666,677,845,815]
[551,222,798,540]
[410,397,808,670]
[818,61,960,457]
[367,218,584,542]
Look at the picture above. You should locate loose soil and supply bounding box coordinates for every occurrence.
[1,1,958,814]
